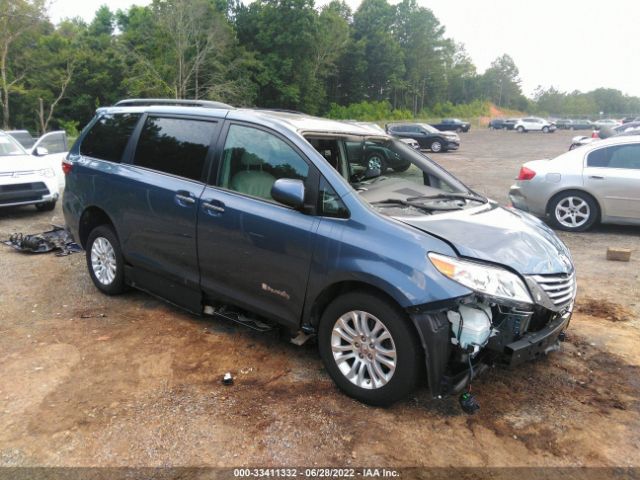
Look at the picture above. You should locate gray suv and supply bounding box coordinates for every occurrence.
[63,99,575,406]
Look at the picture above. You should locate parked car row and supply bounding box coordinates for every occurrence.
[429,118,470,133]
[569,121,640,150]
[488,118,517,130]
[554,119,594,130]
[489,117,556,133]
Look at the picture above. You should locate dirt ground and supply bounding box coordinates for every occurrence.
[0,128,638,469]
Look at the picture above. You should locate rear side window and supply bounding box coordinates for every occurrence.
[133,117,217,181]
[588,144,640,170]
[80,113,141,162]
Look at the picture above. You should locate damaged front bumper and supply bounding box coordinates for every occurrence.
[505,309,570,366]
[409,296,573,398]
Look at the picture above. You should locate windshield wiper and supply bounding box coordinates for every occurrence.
[371,198,464,212]
[406,192,486,203]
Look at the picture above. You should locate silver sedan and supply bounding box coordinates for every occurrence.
[509,135,640,231]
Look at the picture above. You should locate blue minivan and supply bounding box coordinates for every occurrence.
[63,99,576,406]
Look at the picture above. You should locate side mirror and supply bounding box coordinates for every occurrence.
[34,146,49,156]
[271,178,305,209]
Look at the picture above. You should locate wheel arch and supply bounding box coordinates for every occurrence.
[78,206,118,249]
[306,280,415,331]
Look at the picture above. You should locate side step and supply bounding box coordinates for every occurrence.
[204,305,273,332]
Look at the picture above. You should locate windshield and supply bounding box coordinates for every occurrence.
[0,134,27,156]
[306,135,485,216]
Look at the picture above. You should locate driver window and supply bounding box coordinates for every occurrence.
[306,137,349,178]
[219,124,309,201]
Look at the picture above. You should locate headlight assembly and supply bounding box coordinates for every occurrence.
[428,252,533,304]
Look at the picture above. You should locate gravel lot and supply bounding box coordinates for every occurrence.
[0,128,638,469]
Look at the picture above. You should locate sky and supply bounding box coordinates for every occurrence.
[47,0,640,98]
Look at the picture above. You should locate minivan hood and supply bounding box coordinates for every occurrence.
[396,203,574,275]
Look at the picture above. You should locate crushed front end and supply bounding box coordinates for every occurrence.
[410,256,576,398]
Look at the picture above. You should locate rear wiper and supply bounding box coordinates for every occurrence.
[371,198,464,212]
[406,192,486,203]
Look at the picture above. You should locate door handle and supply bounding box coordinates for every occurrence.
[175,192,196,205]
[202,201,225,213]
[589,175,604,180]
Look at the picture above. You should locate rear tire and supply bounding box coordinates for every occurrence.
[86,225,126,295]
[548,190,599,232]
[318,292,422,406]
[366,152,387,173]
[35,200,56,212]
[517,126,525,133]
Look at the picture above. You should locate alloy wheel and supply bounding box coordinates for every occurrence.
[555,196,591,229]
[367,155,383,171]
[330,310,397,390]
[91,237,117,285]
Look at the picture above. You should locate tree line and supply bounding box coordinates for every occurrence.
[1,0,639,135]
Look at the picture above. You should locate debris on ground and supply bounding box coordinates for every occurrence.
[459,391,480,414]
[80,312,107,319]
[2,225,82,256]
[606,247,632,262]
[222,372,234,385]
[576,297,632,322]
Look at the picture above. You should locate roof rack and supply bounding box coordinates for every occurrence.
[257,108,306,115]
[114,98,234,109]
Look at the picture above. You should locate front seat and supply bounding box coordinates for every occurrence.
[230,152,276,199]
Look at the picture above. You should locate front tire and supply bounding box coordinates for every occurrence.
[392,162,411,172]
[86,225,126,295]
[548,191,599,232]
[318,292,422,406]
[517,126,525,133]
[542,126,550,133]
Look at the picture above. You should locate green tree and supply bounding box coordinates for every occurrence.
[0,0,47,128]
[481,54,524,109]
[351,0,404,103]
[235,0,323,113]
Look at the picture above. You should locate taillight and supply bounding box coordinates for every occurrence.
[591,130,599,138]
[62,159,73,175]
[517,166,536,181]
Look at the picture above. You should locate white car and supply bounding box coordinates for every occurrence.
[0,131,60,211]
[593,119,621,130]
[8,130,68,188]
[514,117,557,133]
